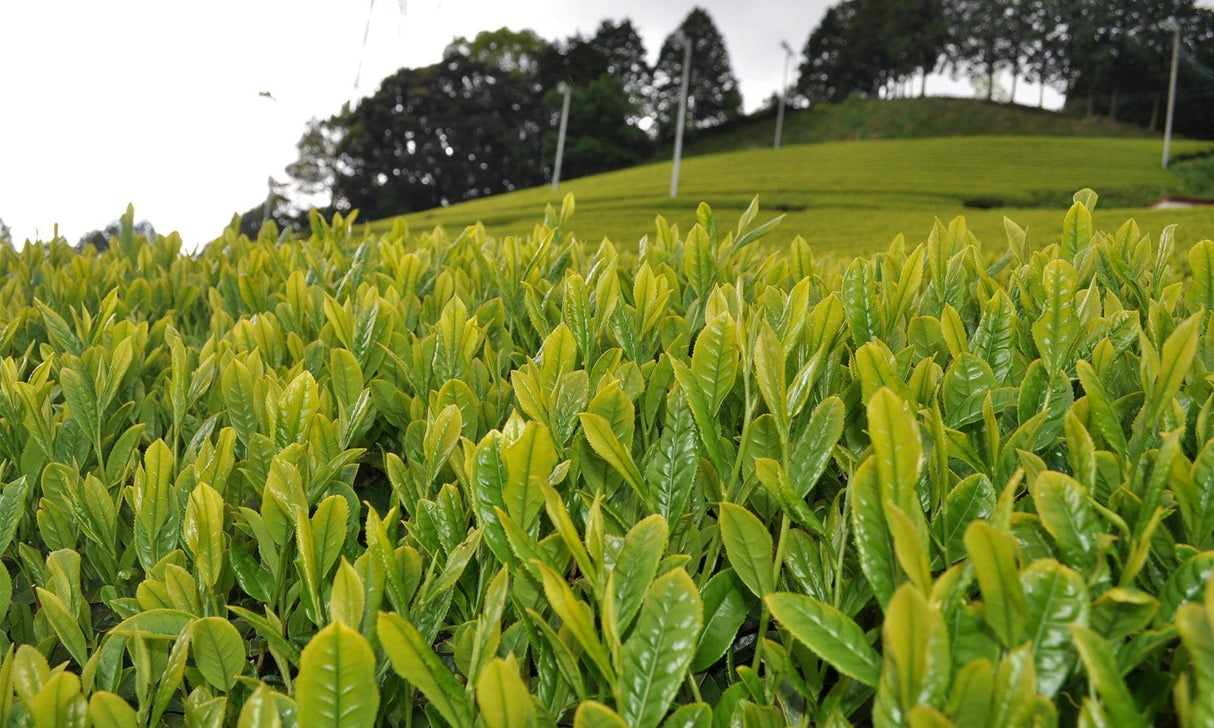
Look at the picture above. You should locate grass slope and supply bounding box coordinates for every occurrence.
[372,134,1214,257]
[673,96,1156,158]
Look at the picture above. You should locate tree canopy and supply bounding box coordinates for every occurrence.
[652,8,744,138]
[798,0,1214,135]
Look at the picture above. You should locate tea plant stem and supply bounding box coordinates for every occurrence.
[685,672,703,703]
[752,514,791,674]
[751,605,770,673]
[833,485,851,610]
[726,395,758,503]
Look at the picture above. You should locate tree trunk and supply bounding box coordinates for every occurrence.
[1149,93,1159,131]
[1010,70,1018,104]
[987,66,995,101]
[1109,87,1118,119]
[1038,82,1045,109]
[1086,92,1094,117]
[920,69,927,98]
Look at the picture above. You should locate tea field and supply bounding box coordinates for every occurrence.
[371,135,1214,256]
[1,193,1213,726]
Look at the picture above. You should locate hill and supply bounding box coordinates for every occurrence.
[671,96,1158,158]
[366,99,1214,256]
[369,131,1214,257]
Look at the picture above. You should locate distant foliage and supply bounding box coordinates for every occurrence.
[326,30,552,219]
[799,0,1214,137]
[798,0,945,104]
[652,7,744,139]
[537,19,655,179]
[76,206,156,253]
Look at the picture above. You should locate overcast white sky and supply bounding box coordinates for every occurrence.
[1,0,1063,248]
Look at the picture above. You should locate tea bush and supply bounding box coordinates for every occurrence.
[0,193,1212,726]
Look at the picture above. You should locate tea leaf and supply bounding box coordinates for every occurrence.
[766,592,880,686]
[718,502,774,598]
[192,617,246,692]
[619,569,702,728]
[297,622,379,728]
[1021,560,1087,697]
[1071,626,1146,728]
[965,521,1026,649]
[690,313,738,413]
[692,569,750,673]
[477,656,535,728]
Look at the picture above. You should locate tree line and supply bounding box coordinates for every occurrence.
[234,2,1213,236]
[800,0,1214,130]
[275,8,742,227]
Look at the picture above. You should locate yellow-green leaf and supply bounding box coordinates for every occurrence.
[296,622,379,728]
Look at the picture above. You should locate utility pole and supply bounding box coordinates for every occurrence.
[1162,18,1180,169]
[670,31,692,198]
[774,40,794,149]
[552,82,572,191]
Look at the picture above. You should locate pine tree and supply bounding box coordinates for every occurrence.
[652,8,744,138]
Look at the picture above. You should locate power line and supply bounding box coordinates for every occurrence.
[353,0,377,97]
[1179,46,1214,84]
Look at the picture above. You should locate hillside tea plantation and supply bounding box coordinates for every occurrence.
[0,193,1213,727]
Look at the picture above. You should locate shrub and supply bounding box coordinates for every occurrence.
[0,192,1210,725]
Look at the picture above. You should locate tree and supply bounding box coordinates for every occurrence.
[942,0,1015,101]
[796,0,942,104]
[652,8,743,138]
[796,5,855,104]
[588,19,653,123]
[885,0,947,97]
[1059,0,1211,127]
[1021,0,1070,107]
[285,116,344,212]
[232,180,304,240]
[534,20,653,179]
[0,217,10,247]
[319,29,553,219]
[77,216,156,253]
[543,75,652,180]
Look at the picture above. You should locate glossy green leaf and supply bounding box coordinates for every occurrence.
[614,515,669,633]
[964,521,1026,649]
[297,622,378,728]
[867,387,923,526]
[1031,472,1099,574]
[1186,239,1214,311]
[237,684,282,728]
[619,569,703,728]
[851,458,897,608]
[878,584,951,720]
[692,569,750,673]
[87,691,138,728]
[1148,313,1200,422]
[574,701,629,728]
[718,502,774,598]
[184,483,225,589]
[1061,200,1093,260]
[1031,259,1080,374]
[645,390,699,521]
[1071,626,1146,728]
[690,313,738,413]
[766,592,881,686]
[580,412,649,509]
[788,396,844,498]
[502,421,559,532]
[477,656,535,728]
[34,587,88,667]
[1021,559,1088,697]
[192,617,246,692]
